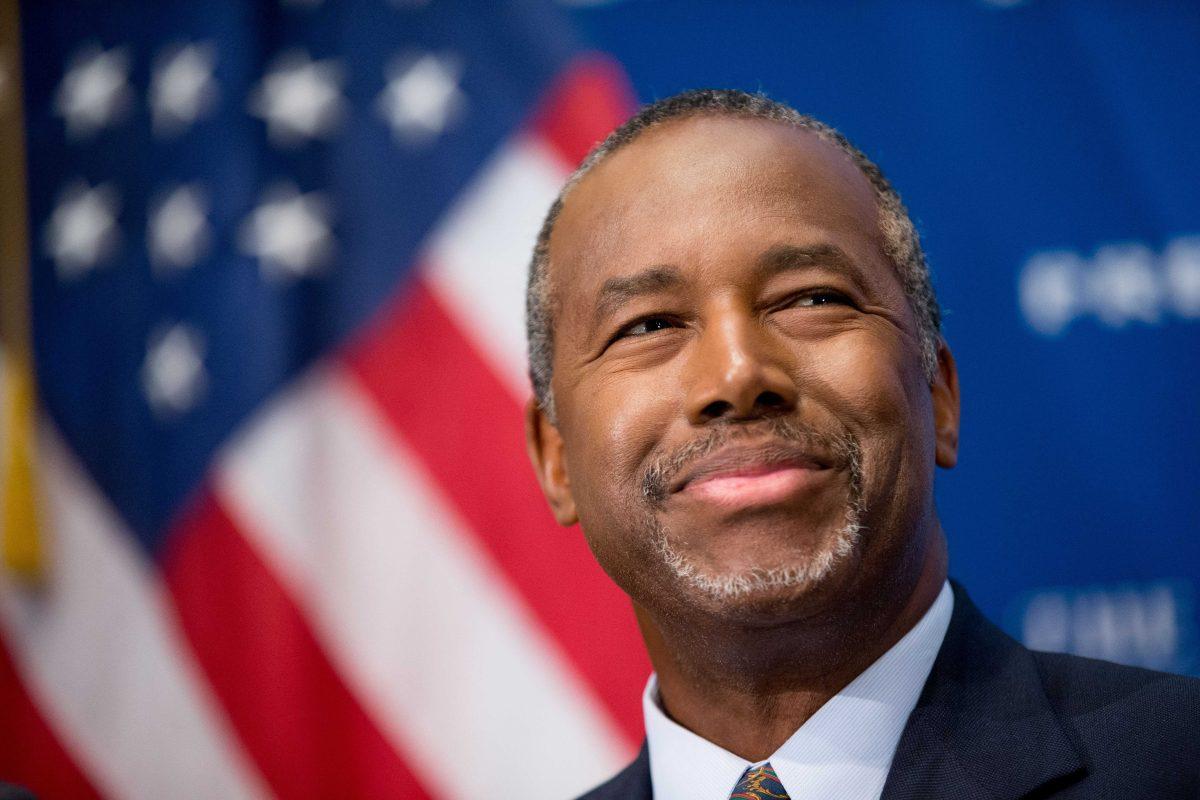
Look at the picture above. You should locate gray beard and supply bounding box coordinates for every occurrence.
[638,419,865,604]
[650,497,864,603]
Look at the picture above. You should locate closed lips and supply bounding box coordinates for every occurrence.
[669,443,830,494]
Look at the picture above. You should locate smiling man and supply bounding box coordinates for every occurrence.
[523,90,1198,800]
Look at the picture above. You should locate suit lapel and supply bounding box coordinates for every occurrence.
[881,583,1085,800]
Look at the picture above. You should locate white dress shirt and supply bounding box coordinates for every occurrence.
[644,580,953,800]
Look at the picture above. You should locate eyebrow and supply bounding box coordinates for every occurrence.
[589,243,866,331]
[755,243,865,284]
[592,265,685,329]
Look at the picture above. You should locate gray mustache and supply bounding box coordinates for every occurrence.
[640,418,862,507]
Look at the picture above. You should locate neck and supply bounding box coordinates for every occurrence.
[639,526,948,762]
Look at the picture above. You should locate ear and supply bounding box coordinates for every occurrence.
[931,338,960,469]
[524,398,579,526]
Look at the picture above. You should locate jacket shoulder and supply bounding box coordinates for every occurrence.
[1032,649,1200,719]
[0,783,36,800]
[1031,650,1200,785]
[574,744,651,800]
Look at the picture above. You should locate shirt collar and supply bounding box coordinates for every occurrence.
[644,580,954,800]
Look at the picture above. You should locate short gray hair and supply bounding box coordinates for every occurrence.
[526,89,941,422]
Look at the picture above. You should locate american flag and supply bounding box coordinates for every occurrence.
[0,1,650,797]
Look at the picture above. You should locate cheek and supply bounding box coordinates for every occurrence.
[814,334,913,424]
[564,367,678,509]
[813,332,934,485]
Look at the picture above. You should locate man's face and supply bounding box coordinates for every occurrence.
[528,116,958,623]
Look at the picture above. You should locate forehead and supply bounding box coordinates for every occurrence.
[549,115,888,308]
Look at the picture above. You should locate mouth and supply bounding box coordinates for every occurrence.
[668,442,832,508]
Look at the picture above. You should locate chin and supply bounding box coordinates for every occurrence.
[653,515,865,620]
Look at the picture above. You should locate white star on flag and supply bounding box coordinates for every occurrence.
[150,42,219,136]
[53,44,133,139]
[248,50,345,147]
[141,323,208,416]
[238,182,334,279]
[148,184,212,272]
[376,52,466,146]
[44,180,122,280]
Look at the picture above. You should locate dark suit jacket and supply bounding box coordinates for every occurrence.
[0,783,34,800]
[578,582,1200,799]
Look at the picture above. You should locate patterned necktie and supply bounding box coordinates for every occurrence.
[729,762,791,799]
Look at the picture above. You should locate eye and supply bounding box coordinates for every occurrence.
[614,315,678,340]
[783,289,853,308]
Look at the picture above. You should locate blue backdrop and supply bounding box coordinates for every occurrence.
[566,0,1200,675]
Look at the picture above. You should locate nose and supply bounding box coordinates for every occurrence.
[684,308,799,425]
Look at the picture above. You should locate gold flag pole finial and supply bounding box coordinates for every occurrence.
[0,0,44,584]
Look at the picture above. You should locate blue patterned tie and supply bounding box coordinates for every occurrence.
[729,762,791,799]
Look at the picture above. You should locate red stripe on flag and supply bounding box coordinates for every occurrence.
[529,54,637,169]
[161,490,433,800]
[341,275,650,746]
[0,633,102,799]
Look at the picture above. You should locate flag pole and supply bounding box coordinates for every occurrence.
[0,0,43,585]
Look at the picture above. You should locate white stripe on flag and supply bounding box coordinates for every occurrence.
[424,135,567,401]
[214,366,630,800]
[0,423,271,800]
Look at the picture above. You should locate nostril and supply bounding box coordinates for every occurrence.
[756,390,787,410]
[698,391,789,422]
[700,399,734,421]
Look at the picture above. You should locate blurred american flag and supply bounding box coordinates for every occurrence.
[0,1,649,797]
